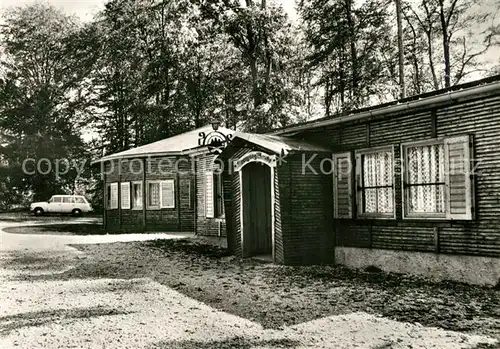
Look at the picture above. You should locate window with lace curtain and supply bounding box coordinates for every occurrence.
[355,147,395,218]
[404,142,446,216]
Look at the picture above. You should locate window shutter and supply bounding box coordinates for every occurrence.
[355,152,363,216]
[333,152,353,218]
[121,182,131,209]
[205,172,214,218]
[110,183,118,209]
[444,135,474,220]
[160,180,175,208]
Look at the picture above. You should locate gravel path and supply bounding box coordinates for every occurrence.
[0,219,498,349]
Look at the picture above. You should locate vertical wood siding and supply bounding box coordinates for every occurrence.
[278,154,334,265]
[195,153,226,236]
[274,166,284,263]
[227,148,252,257]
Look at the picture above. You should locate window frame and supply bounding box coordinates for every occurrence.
[355,145,396,219]
[146,180,161,210]
[146,179,175,210]
[120,182,131,210]
[214,171,224,218]
[107,183,118,210]
[131,181,143,210]
[160,179,176,209]
[401,138,447,220]
[333,152,353,219]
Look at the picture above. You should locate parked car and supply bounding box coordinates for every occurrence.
[30,195,93,216]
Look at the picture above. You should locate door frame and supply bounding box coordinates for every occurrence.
[236,151,276,262]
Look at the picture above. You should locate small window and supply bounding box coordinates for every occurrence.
[147,180,175,209]
[132,182,143,209]
[147,181,161,208]
[205,172,214,218]
[160,180,175,208]
[214,172,223,218]
[107,183,118,209]
[63,197,74,204]
[205,170,223,218]
[355,147,394,218]
[121,182,131,209]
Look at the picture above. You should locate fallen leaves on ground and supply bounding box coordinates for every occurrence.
[8,238,500,341]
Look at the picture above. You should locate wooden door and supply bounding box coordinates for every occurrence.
[242,162,272,257]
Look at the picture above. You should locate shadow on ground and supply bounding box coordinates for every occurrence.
[0,212,102,223]
[148,337,300,349]
[3,224,106,236]
[6,238,500,339]
[0,306,134,335]
[1,252,79,274]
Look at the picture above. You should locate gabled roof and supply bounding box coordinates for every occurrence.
[97,125,234,162]
[220,131,330,158]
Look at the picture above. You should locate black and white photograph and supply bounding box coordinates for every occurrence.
[0,0,499,347]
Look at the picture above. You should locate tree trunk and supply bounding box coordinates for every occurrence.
[395,0,406,98]
[438,0,452,88]
[345,0,358,107]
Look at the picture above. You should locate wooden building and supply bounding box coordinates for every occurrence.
[218,133,333,265]
[220,76,500,285]
[97,125,233,235]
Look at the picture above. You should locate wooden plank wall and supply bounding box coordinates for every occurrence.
[278,153,334,265]
[224,148,252,257]
[103,155,194,232]
[298,93,500,258]
[274,165,284,263]
[194,152,226,236]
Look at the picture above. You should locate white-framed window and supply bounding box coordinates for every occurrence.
[121,182,131,209]
[160,180,175,208]
[147,181,161,209]
[205,172,214,218]
[355,146,395,218]
[107,182,118,209]
[131,181,143,209]
[214,171,224,218]
[333,152,353,218]
[205,167,224,219]
[402,135,474,220]
[147,180,175,209]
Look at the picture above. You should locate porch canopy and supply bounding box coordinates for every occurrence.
[217,131,331,161]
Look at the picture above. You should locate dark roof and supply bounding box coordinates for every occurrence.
[271,75,500,135]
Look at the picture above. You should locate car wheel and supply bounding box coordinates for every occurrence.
[72,209,82,217]
[34,208,44,216]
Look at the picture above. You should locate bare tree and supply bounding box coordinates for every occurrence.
[405,0,492,89]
